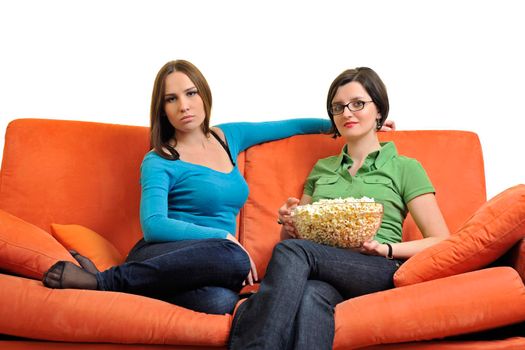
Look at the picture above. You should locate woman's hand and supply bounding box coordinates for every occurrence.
[359,240,388,257]
[380,120,396,132]
[226,234,258,286]
[278,197,300,238]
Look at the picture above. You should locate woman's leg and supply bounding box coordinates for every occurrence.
[44,239,250,301]
[97,238,250,295]
[291,280,343,350]
[162,286,241,315]
[229,239,400,350]
[122,239,247,314]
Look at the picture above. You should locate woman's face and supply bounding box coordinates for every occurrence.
[331,81,379,140]
[163,71,206,134]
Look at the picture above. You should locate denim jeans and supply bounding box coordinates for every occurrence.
[95,238,250,315]
[229,239,402,350]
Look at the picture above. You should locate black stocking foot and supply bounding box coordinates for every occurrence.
[43,261,98,290]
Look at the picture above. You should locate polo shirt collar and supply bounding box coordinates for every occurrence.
[329,141,398,171]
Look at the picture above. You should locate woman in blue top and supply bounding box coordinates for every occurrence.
[42,59,356,314]
[229,67,450,348]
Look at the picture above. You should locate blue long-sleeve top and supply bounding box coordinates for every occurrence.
[140,119,331,242]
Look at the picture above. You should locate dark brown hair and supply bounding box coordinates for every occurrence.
[150,60,212,159]
[326,67,389,137]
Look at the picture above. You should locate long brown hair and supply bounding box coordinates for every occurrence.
[326,67,389,138]
[150,60,213,159]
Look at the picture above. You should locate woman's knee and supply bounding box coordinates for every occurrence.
[220,240,251,278]
[200,287,240,315]
[169,286,240,315]
[273,239,315,261]
[301,280,343,311]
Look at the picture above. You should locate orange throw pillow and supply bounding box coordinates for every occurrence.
[51,224,123,271]
[0,209,77,279]
[394,184,525,287]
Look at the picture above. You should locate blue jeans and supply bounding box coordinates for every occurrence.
[229,239,402,350]
[95,238,250,315]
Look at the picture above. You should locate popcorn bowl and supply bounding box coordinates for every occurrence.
[291,198,383,248]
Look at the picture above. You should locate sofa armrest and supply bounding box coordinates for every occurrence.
[334,267,525,350]
[0,273,231,346]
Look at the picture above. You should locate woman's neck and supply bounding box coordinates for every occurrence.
[174,128,210,150]
[345,133,381,164]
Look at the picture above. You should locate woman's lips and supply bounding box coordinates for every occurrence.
[180,115,194,122]
[344,121,358,128]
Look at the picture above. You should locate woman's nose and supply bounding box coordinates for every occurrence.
[179,98,189,112]
[342,106,354,117]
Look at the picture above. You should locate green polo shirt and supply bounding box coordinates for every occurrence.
[304,142,435,244]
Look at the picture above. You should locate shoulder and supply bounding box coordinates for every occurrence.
[387,155,430,185]
[142,150,164,163]
[210,126,226,143]
[141,150,178,173]
[393,155,425,170]
[308,154,339,177]
[315,154,340,168]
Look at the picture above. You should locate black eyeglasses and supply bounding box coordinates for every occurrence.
[330,100,374,115]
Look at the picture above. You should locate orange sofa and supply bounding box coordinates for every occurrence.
[0,118,524,349]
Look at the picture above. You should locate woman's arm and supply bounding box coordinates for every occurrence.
[362,193,450,259]
[141,215,229,242]
[218,119,331,155]
[218,119,396,156]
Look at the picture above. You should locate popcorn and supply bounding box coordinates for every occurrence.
[291,197,383,248]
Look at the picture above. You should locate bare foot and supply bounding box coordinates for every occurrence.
[69,250,100,274]
[43,261,98,290]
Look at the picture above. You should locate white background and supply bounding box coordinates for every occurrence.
[0,0,523,199]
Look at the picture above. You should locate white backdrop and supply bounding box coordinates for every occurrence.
[0,0,523,199]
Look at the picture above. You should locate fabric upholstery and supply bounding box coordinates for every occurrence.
[394,184,525,287]
[0,342,215,350]
[51,224,124,271]
[0,119,522,348]
[0,209,77,279]
[0,119,149,256]
[0,273,231,346]
[334,267,525,349]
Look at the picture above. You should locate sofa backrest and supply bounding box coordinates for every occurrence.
[0,119,248,257]
[241,131,487,277]
[0,120,486,274]
[0,119,149,256]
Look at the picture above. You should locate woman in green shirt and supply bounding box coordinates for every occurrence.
[229,67,450,349]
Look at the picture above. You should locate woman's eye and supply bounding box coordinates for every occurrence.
[187,90,198,97]
[332,105,343,113]
[352,101,364,108]
[165,96,176,103]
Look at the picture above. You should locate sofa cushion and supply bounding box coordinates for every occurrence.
[394,184,525,287]
[334,267,525,349]
[0,273,231,346]
[0,209,77,279]
[51,224,124,271]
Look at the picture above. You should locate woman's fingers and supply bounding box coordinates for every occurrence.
[278,197,301,226]
[286,197,300,208]
[250,257,258,283]
[244,255,258,286]
[245,271,253,286]
[226,233,258,285]
[380,119,396,131]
